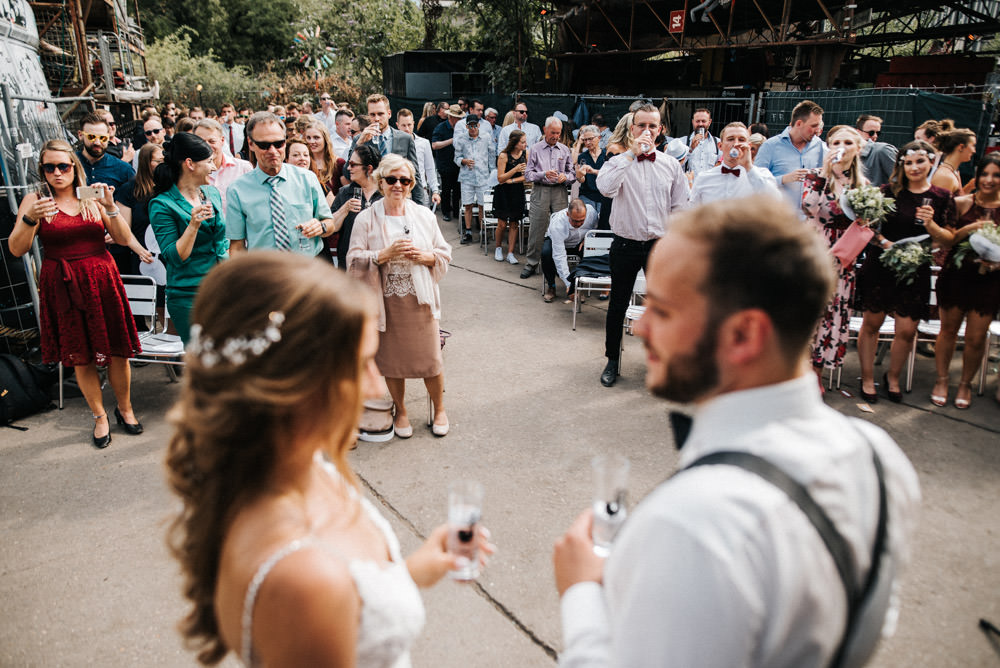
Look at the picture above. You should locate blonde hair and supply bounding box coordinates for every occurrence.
[607,113,634,153]
[38,140,101,222]
[166,252,374,665]
[303,121,337,187]
[822,125,867,190]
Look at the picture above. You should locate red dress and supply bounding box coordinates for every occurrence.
[37,209,141,366]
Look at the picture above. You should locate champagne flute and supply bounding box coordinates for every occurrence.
[446,480,484,581]
[916,197,932,226]
[591,454,629,557]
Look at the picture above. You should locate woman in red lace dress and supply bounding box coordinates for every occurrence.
[9,140,149,448]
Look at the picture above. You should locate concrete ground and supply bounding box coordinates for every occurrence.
[2,217,999,667]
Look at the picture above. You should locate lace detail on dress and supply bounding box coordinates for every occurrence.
[239,461,425,668]
[384,265,417,298]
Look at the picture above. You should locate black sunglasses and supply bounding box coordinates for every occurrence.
[865,129,879,137]
[383,176,413,186]
[145,128,163,136]
[252,138,286,151]
[42,162,73,174]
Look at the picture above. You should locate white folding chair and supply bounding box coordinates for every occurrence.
[481,189,498,255]
[980,320,1000,396]
[121,275,185,381]
[841,315,917,391]
[572,230,614,330]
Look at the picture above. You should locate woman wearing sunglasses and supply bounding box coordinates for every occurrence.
[9,140,148,448]
[348,154,453,438]
[329,144,381,269]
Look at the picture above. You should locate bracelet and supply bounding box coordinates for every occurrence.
[105,208,120,217]
[22,215,38,227]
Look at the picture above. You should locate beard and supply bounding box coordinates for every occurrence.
[649,320,719,404]
[84,143,105,159]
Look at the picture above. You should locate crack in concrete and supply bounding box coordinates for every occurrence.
[357,473,559,663]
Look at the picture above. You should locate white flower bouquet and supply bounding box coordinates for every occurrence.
[880,237,932,285]
[968,220,1000,263]
[840,184,895,228]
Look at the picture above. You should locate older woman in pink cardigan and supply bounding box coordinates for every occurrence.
[348,154,452,438]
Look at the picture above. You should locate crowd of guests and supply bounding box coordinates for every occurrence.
[12,89,993,667]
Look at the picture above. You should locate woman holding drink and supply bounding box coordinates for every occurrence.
[931,153,1000,408]
[9,140,147,448]
[493,129,528,263]
[148,132,228,344]
[854,140,957,403]
[348,154,452,438]
[166,252,492,666]
[329,144,381,269]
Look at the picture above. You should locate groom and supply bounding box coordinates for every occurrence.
[553,195,921,667]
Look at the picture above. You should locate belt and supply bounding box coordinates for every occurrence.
[45,249,108,313]
[612,234,659,247]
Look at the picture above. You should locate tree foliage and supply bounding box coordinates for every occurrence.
[145,30,276,109]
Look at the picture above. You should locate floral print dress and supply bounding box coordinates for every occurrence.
[802,171,855,369]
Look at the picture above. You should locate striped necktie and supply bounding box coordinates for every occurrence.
[265,175,291,251]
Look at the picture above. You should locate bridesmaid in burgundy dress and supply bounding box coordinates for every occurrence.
[932,153,1000,409]
[853,140,957,403]
[9,140,150,448]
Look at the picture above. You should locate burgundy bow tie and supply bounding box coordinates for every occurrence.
[721,165,740,177]
[636,151,656,163]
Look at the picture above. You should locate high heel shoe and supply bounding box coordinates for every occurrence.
[954,382,972,410]
[114,407,144,435]
[92,413,111,449]
[859,379,878,404]
[930,376,948,407]
[882,373,902,403]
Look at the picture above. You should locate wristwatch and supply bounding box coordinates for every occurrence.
[22,215,38,227]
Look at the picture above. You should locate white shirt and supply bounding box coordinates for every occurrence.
[545,204,598,286]
[316,108,338,137]
[682,131,721,175]
[412,134,439,194]
[498,121,542,150]
[330,132,352,161]
[559,375,920,668]
[596,151,689,241]
[689,162,780,206]
[221,122,245,157]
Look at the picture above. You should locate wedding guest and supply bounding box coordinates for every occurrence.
[801,125,868,379]
[931,128,977,195]
[575,124,607,213]
[166,252,492,666]
[932,153,1000,409]
[9,140,148,448]
[148,132,228,344]
[493,129,528,263]
[285,139,311,170]
[115,143,164,274]
[347,154,452,438]
[329,145,382,269]
[689,122,778,206]
[854,141,957,403]
[194,119,252,214]
[304,122,347,205]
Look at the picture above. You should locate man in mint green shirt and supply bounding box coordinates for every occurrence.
[227,112,335,256]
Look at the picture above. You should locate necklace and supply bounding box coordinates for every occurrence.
[941,161,959,175]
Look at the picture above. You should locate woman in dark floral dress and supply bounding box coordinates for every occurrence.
[802,125,867,378]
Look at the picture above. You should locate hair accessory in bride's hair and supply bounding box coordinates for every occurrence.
[187,311,285,368]
[904,148,934,159]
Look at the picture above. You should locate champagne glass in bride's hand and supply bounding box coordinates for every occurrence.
[446,480,484,581]
[591,454,629,557]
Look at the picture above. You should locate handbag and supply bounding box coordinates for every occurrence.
[831,222,874,269]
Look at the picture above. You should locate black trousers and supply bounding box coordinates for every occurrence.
[605,235,657,359]
[541,237,578,292]
[438,164,460,218]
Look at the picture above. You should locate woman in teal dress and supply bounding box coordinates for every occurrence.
[149,132,228,343]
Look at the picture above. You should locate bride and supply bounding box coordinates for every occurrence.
[166,251,492,666]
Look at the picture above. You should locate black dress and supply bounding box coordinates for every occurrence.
[493,151,526,221]
[853,185,956,320]
[936,201,1000,317]
[331,186,383,270]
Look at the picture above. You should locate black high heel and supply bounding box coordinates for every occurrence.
[882,373,903,403]
[859,379,878,404]
[114,407,144,435]
[93,413,111,449]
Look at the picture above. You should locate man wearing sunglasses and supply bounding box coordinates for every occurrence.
[316,92,338,137]
[77,111,134,189]
[132,116,166,170]
[226,112,336,257]
[855,114,897,187]
[498,101,542,152]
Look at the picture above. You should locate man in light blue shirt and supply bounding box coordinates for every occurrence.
[753,100,827,207]
[227,112,335,257]
[454,114,497,244]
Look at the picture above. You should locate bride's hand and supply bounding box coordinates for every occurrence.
[406,524,495,588]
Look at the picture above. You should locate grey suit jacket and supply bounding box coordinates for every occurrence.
[348,128,426,206]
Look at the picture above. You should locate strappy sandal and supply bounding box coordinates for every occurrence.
[954,382,972,410]
[930,376,949,407]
